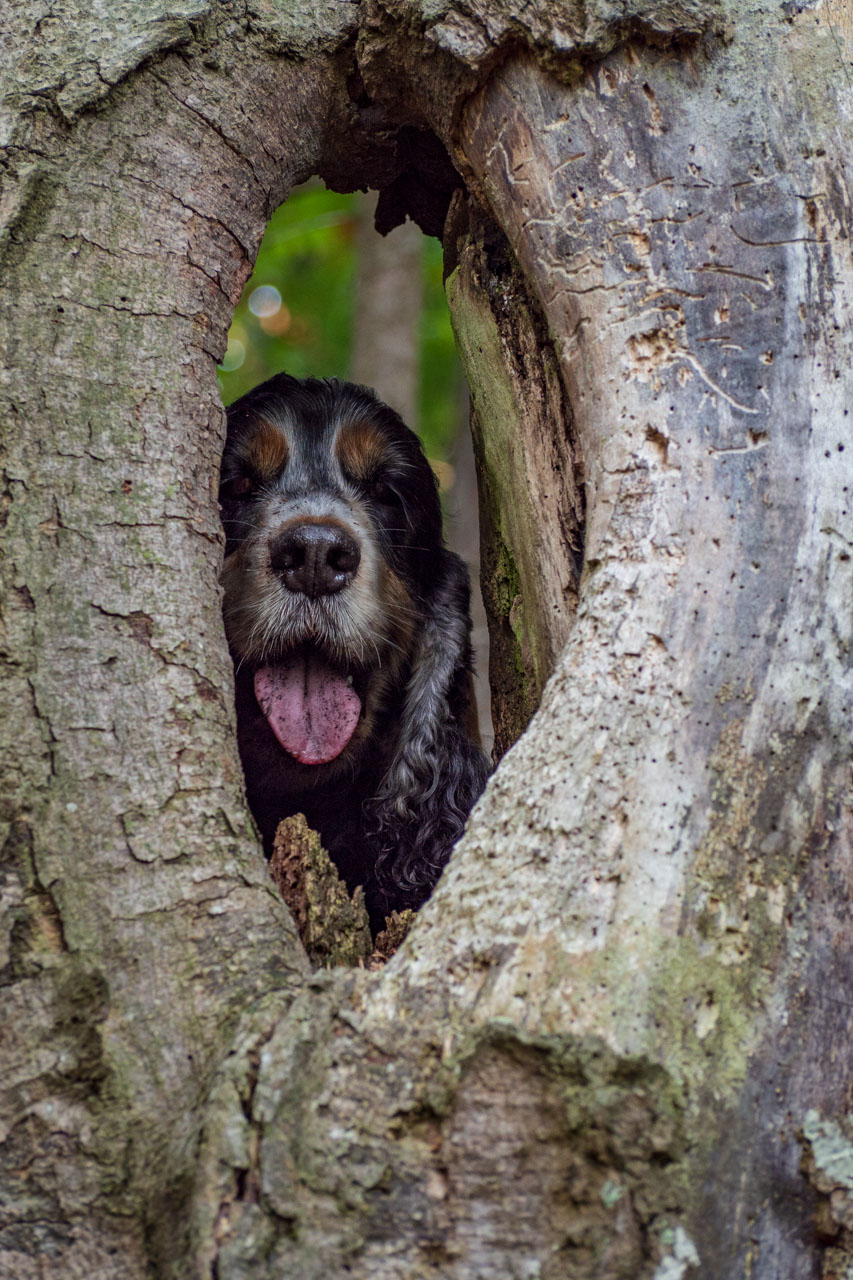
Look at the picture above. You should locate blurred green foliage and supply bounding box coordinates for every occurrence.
[218,184,462,460]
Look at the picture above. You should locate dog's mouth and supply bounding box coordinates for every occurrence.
[253,648,364,766]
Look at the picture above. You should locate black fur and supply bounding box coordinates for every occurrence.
[219,373,489,926]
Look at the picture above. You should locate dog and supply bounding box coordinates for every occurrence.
[219,373,489,927]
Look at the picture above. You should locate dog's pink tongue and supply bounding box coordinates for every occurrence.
[254,656,360,765]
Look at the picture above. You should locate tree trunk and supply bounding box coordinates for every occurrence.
[1,2,851,1278]
[351,189,422,427]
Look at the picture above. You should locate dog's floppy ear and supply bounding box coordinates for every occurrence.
[367,549,490,914]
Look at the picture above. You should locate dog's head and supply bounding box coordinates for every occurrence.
[219,373,444,784]
[221,373,489,914]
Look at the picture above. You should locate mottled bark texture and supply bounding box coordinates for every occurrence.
[1,1,851,1278]
[268,815,374,967]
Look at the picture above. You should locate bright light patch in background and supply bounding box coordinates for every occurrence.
[430,459,456,493]
[248,285,282,318]
[260,304,291,336]
[220,336,246,371]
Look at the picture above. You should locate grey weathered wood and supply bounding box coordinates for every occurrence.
[446,195,584,754]
[1,0,851,1276]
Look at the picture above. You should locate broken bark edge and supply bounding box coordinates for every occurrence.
[269,815,414,968]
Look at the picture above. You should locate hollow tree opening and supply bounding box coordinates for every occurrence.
[217,166,585,770]
[212,160,583,947]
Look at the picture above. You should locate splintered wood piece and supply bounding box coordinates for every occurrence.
[269,814,373,968]
[368,910,416,969]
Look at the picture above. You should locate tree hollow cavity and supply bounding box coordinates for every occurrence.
[214,116,586,951]
[221,126,585,773]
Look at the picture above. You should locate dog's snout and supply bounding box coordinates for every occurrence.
[269,522,361,597]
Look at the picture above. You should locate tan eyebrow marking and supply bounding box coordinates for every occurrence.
[335,418,390,481]
[245,417,289,477]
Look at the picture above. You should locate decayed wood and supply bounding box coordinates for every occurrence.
[269,815,374,967]
[445,194,584,754]
[1,0,851,1276]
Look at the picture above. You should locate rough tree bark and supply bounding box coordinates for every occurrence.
[1,2,851,1279]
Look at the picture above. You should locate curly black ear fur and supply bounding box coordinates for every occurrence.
[366,549,490,914]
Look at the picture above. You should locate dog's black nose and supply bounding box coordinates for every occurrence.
[269,522,361,597]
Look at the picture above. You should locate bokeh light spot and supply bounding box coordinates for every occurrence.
[248,285,282,318]
[220,337,246,371]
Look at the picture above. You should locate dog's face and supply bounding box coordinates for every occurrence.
[220,375,443,788]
